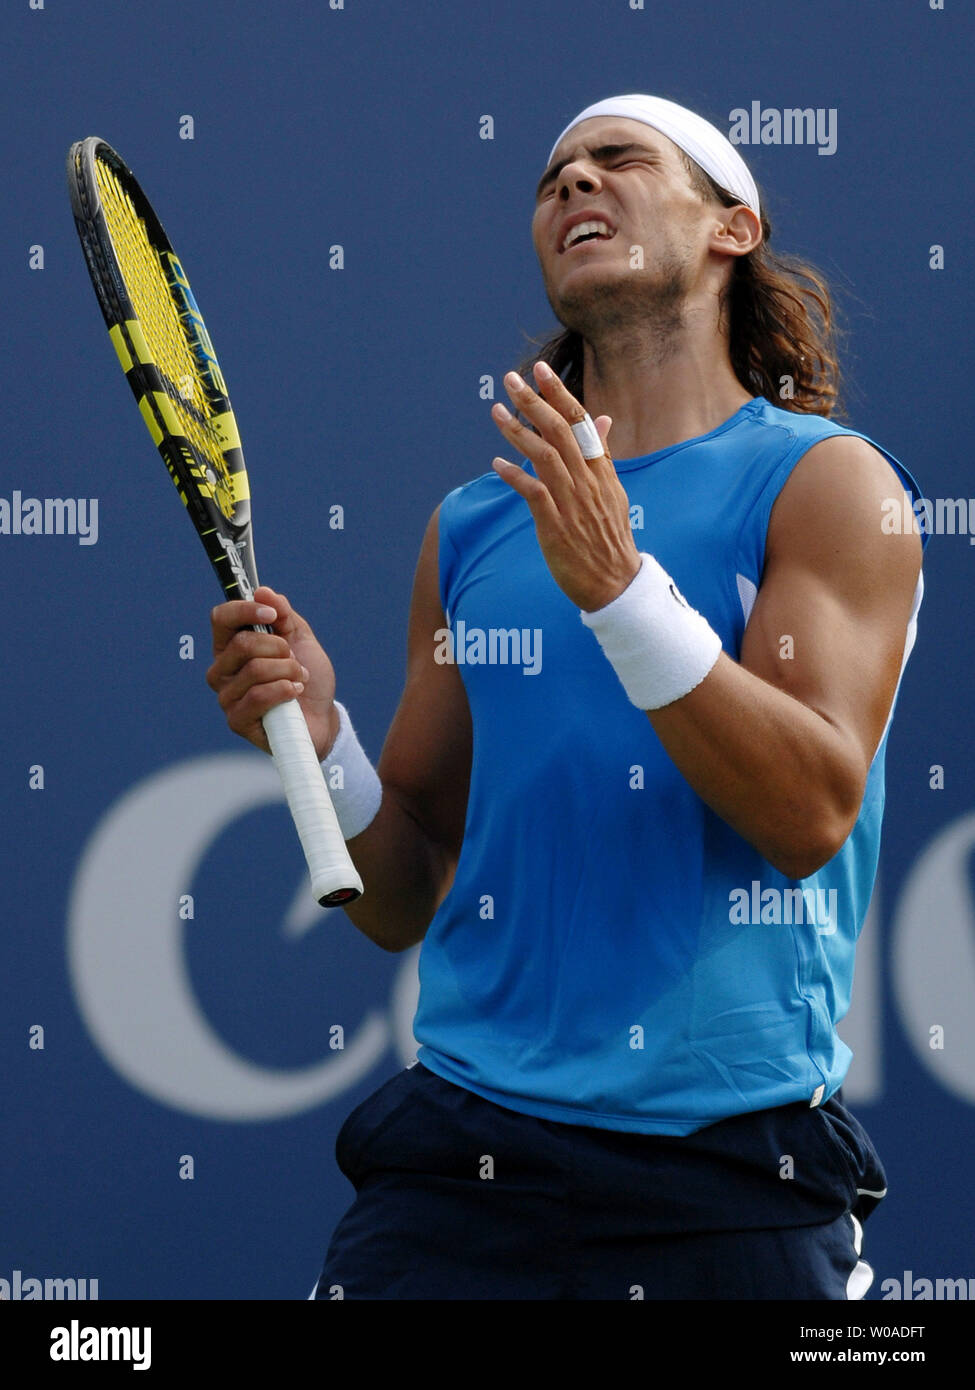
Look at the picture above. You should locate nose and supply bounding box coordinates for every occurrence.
[556,156,604,200]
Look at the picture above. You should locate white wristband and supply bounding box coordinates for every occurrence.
[580,553,722,709]
[321,701,382,839]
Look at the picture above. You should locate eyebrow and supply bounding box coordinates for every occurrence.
[534,142,657,199]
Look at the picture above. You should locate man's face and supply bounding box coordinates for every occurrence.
[531,116,717,337]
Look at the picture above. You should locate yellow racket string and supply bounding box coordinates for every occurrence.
[94,156,237,518]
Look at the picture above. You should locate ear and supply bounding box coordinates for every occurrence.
[711,204,762,259]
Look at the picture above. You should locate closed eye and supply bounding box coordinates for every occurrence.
[536,159,647,200]
[534,141,660,201]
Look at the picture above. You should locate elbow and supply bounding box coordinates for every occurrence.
[764,751,866,880]
[763,797,863,881]
[350,907,429,954]
[767,841,841,883]
[373,924,428,954]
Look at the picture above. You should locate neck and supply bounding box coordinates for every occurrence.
[580,317,754,460]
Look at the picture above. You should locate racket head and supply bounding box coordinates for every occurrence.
[66,137,259,599]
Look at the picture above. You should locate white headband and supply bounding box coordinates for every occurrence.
[547,94,761,219]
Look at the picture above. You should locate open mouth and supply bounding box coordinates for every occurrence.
[560,222,617,253]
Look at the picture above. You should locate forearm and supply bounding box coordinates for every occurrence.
[340,785,454,951]
[648,654,866,879]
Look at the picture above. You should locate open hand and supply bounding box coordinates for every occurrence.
[490,361,641,611]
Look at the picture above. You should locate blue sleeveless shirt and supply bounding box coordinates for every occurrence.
[414,395,926,1135]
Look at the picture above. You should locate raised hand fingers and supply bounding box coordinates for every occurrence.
[507,366,610,470]
[531,361,614,464]
[491,391,576,512]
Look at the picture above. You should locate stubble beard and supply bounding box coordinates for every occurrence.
[545,251,691,370]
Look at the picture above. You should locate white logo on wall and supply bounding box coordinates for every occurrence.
[890,812,975,1106]
[67,759,975,1118]
[67,755,420,1121]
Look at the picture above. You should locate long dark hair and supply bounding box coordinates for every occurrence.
[516,150,847,420]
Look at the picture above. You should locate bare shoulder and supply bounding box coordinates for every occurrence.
[742,432,923,774]
[766,432,922,605]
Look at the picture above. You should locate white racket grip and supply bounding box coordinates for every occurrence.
[261,699,364,906]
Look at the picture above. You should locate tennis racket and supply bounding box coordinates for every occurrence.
[66,136,363,906]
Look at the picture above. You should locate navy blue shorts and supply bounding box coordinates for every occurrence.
[313,1061,886,1301]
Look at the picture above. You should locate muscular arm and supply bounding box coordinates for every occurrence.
[339,505,472,950]
[648,435,922,879]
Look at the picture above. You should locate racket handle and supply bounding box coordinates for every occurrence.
[261,699,364,906]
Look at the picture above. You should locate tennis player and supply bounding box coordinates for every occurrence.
[207,94,926,1300]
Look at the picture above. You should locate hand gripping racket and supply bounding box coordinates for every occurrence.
[66,137,363,906]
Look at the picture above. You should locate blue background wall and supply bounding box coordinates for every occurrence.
[3,0,973,1300]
